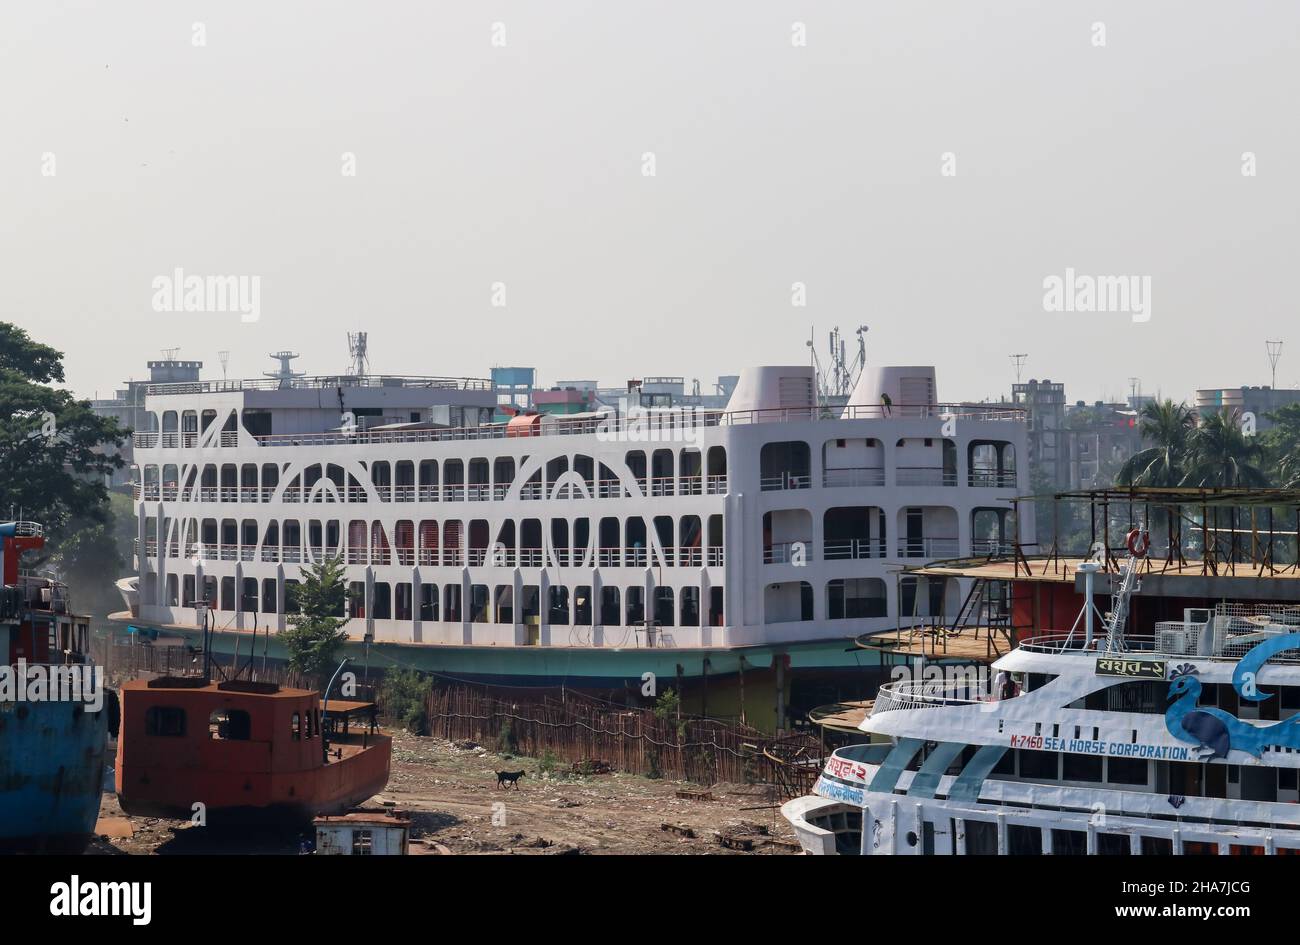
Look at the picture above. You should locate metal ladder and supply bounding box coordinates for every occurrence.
[1103,555,1141,653]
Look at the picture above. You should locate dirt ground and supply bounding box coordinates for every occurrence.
[89,729,800,855]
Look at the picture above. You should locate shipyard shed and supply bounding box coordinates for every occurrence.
[314,811,410,855]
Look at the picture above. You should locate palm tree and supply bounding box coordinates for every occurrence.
[1181,409,1269,489]
[1181,408,1270,563]
[1115,400,1195,487]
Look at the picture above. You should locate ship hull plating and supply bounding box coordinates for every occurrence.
[0,698,108,853]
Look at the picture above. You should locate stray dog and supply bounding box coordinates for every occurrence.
[496,769,526,789]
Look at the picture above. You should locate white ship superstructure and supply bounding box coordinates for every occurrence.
[784,558,1300,855]
[124,363,1028,665]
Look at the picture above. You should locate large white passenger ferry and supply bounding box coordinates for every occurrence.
[784,553,1300,854]
[116,357,1028,727]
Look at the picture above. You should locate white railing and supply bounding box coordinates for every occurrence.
[132,402,1024,451]
[764,540,812,564]
[145,374,491,396]
[760,472,812,492]
[823,467,885,488]
[823,538,887,560]
[896,537,960,558]
[896,467,957,487]
[871,679,989,715]
[971,538,1015,556]
[968,469,1018,488]
[648,476,675,497]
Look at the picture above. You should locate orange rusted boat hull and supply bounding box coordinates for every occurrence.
[116,678,391,824]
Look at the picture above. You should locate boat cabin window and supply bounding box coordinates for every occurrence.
[1006,824,1041,855]
[292,712,301,740]
[1023,673,1056,692]
[963,820,998,855]
[145,706,186,737]
[1097,834,1131,855]
[209,709,252,740]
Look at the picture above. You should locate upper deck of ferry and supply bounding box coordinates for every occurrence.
[130,369,1025,454]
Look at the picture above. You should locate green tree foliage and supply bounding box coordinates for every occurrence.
[1115,400,1195,487]
[378,667,432,734]
[281,555,351,678]
[1182,409,1269,489]
[1262,403,1300,487]
[0,323,127,540]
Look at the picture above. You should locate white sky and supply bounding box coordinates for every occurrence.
[3,1,1297,405]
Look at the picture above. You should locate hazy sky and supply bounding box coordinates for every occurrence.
[4,1,1297,406]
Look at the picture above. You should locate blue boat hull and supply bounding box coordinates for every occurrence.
[0,698,108,853]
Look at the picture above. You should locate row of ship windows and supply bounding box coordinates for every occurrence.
[132,449,727,503]
[145,572,954,625]
[129,438,1019,503]
[896,745,1300,852]
[140,505,1013,568]
[1063,677,1300,720]
[141,515,727,568]
[154,574,725,628]
[921,819,1285,856]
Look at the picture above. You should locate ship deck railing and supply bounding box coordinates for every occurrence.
[871,679,991,715]
[132,475,733,502]
[131,402,1025,450]
[145,374,492,396]
[1018,630,1300,665]
[144,543,722,569]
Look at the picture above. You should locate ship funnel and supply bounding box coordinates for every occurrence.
[844,366,937,418]
[723,366,816,415]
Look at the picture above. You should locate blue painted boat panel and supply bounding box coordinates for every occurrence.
[0,698,107,851]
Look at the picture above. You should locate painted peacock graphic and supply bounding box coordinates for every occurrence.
[1165,632,1300,760]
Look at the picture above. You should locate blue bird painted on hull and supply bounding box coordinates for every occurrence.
[1166,671,1300,760]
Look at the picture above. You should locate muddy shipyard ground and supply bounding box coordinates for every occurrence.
[91,730,799,855]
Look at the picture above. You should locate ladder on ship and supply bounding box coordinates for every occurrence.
[940,578,1013,656]
[1102,556,1141,653]
[947,578,988,636]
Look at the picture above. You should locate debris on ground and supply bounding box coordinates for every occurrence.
[91,729,799,855]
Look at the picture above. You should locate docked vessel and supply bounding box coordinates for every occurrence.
[0,521,108,853]
[784,546,1300,855]
[116,676,390,824]
[114,357,1028,728]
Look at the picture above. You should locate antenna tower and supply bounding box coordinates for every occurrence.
[1267,340,1283,389]
[348,332,369,378]
[264,351,305,389]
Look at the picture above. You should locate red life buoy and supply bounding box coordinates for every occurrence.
[1126,529,1150,557]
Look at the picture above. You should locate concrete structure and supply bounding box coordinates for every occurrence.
[1196,385,1300,431]
[1011,379,1067,490]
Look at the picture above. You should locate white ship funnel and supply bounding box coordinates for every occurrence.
[845,366,938,418]
[724,366,816,416]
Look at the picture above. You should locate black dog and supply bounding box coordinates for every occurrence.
[495,770,526,789]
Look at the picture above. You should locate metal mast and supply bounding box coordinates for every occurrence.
[1267,340,1283,389]
[347,332,369,378]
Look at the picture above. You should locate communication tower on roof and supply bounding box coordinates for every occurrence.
[265,351,304,389]
[348,332,369,378]
[809,325,868,404]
